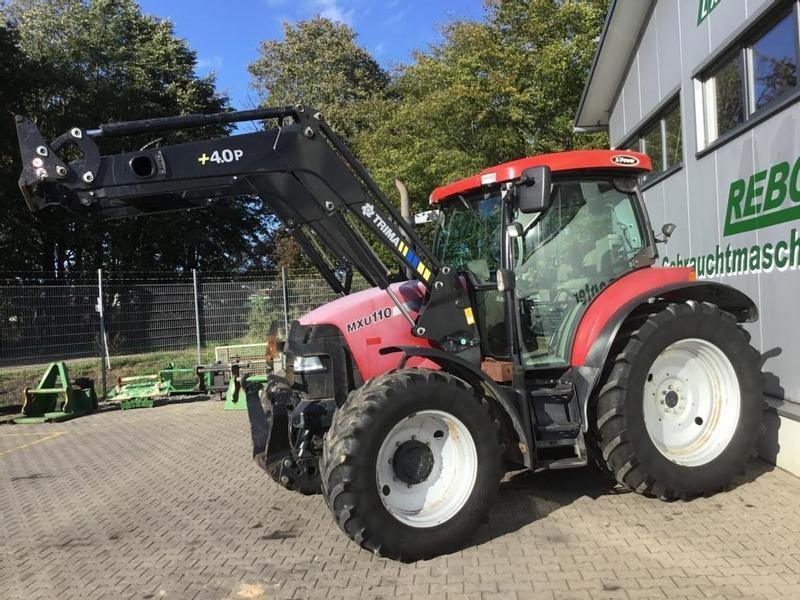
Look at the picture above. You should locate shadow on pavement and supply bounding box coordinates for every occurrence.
[469,466,616,547]
[757,346,783,468]
[467,454,777,550]
[727,456,775,494]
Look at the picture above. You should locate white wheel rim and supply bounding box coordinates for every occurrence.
[643,338,740,467]
[375,409,477,528]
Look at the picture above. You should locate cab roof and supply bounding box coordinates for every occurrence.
[429,149,651,204]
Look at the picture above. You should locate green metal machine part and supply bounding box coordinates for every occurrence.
[107,364,205,410]
[15,362,97,424]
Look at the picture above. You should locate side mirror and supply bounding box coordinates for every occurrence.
[655,223,676,243]
[517,165,552,214]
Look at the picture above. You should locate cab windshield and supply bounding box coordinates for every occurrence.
[432,192,501,284]
[432,179,649,368]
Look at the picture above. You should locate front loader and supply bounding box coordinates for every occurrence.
[16,107,764,561]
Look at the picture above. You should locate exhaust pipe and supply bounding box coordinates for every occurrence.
[395,179,414,280]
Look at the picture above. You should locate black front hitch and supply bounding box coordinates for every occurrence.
[243,374,334,495]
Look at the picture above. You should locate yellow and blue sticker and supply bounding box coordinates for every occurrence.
[398,240,432,281]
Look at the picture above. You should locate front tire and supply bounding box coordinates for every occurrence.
[321,369,503,561]
[596,301,763,499]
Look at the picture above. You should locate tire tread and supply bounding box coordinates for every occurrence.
[594,301,762,500]
[321,368,502,560]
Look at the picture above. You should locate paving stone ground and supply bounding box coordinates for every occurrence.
[1,401,798,600]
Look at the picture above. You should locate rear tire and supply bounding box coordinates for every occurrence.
[321,369,503,561]
[595,301,763,499]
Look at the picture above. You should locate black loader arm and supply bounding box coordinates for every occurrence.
[15,107,479,355]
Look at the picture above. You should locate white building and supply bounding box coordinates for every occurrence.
[576,0,800,475]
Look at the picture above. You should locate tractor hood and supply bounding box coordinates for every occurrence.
[297,280,435,379]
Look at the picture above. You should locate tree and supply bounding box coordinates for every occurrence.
[488,0,609,152]
[248,17,392,269]
[0,0,270,274]
[248,17,389,141]
[354,0,609,213]
[247,6,610,269]
[0,21,43,273]
[353,21,516,210]
[267,232,311,270]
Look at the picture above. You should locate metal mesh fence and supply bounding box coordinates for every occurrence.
[285,275,343,322]
[104,276,197,356]
[0,278,99,366]
[0,269,366,370]
[201,276,283,345]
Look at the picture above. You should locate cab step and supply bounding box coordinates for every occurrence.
[543,456,588,470]
[536,421,581,434]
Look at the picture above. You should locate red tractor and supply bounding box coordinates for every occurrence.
[16,107,763,561]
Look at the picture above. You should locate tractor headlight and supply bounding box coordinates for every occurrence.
[293,355,326,373]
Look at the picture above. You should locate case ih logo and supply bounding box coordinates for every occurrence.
[611,155,640,167]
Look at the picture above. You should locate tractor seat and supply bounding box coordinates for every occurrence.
[582,233,623,278]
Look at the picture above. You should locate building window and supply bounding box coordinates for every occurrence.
[752,11,798,110]
[664,102,682,168]
[705,51,746,138]
[621,98,682,179]
[642,121,664,172]
[699,3,799,146]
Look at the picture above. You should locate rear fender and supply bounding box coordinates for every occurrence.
[569,278,757,431]
[380,345,534,468]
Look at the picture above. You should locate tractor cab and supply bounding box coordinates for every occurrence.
[430,150,655,368]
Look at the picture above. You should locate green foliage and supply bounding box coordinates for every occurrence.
[247,17,393,269]
[0,0,270,274]
[8,0,219,131]
[353,21,510,211]
[245,290,284,341]
[247,6,610,270]
[1,1,611,277]
[354,0,610,213]
[248,17,389,141]
[0,22,41,272]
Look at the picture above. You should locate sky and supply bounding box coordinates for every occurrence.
[137,0,486,111]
